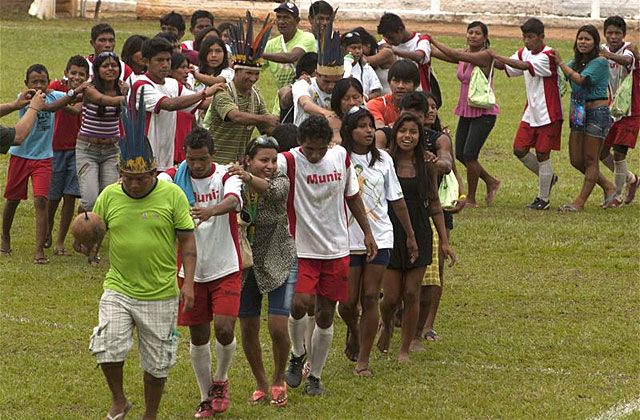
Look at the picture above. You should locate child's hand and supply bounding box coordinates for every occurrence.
[18,89,37,105]
[118,80,130,96]
[76,81,92,94]
[29,90,46,111]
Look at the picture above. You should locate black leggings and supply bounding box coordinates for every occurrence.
[613,144,629,155]
[455,115,497,163]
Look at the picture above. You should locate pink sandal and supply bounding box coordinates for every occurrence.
[270,384,288,407]
[248,389,267,405]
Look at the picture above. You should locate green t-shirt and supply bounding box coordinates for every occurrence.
[263,29,317,89]
[93,180,195,301]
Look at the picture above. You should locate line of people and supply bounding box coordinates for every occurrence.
[0,4,638,420]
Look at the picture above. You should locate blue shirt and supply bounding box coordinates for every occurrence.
[9,91,65,160]
[567,57,609,101]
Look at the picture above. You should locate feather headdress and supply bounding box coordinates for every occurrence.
[316,8,343,76]
[229,11,274,70]
[118,88,156,173]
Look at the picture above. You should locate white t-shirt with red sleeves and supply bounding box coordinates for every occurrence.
[131,75,203,171]
[395,33,431,65]
[505,45,563,127]
[603,42,639,117]
[277,145,360,260]
[347,150,403,252]
[160,164,243,282]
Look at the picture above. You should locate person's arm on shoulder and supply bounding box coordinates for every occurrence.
[227,163,271,194]
[157,83,221,111]
[489,49,531,73]
[43,81,92,112]
[12,90,46,145]
[434,134,453,174]
[364,47,396,68]
[431,36,492,68]
[600,48,634,66]
[555,50,593,87]
[193,70,227,86]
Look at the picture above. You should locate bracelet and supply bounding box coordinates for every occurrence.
[458,194,466,201]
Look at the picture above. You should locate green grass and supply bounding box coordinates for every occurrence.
[1,16,639,419]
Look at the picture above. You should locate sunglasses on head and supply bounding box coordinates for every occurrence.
[247,135,279,155]
[347,105,368,115]
[98,51,118,59]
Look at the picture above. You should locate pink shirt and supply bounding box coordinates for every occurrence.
[454,62,499,118]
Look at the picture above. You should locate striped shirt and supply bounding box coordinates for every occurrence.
[78,101,120,139]
[203,83,267,164]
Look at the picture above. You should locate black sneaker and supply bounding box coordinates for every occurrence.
[284,352,306,388]
[304,375,324,396]
[527,197,550,210]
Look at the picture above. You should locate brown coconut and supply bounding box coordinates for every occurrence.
[71,212,106,254]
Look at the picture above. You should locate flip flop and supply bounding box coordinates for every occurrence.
[424,329,442,342]
[53,248,72,256]
[270,385,288,407]
[105,402,132,420]
[248,389,267,405]
[353,367,373,377]
[33,257,49,265]
[558,204,580,212]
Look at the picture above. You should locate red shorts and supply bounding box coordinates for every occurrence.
[4,155,52,200]
[177,271,242,326]
[513,120,563,154]
[604,116,640,149]
[296,256,350,302]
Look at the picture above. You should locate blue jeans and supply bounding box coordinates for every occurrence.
[75,140,119,210]
[238,261,298,317]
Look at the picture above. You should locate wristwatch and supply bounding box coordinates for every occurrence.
[66,89,76,98]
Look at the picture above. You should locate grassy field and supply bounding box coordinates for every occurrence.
[1,16,639,420]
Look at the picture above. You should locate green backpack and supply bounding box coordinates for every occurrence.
[610,69,634,119]
[438,171,459,210]
[467,62,496,109]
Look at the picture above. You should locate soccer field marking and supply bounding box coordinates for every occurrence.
[590,396,640,420]
[2,311,634,382]
[0,312,83,331]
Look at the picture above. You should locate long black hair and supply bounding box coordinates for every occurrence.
[352,27,378,56]
[330,78,364,118]
[198,36,229,76]
[571,24,601,72]
[388,113,432,200]
[91,51,123,117]
[467,21,490,48]
[340,107,380,167]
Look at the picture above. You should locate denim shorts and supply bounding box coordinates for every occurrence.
[571,106,612,140]
[349,248,392,267]
[238,260,297,318]
[49,150,80,200]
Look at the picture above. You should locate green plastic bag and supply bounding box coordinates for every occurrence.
[438,171,459,210]
[467,62,496,109]
[610,72,633,119]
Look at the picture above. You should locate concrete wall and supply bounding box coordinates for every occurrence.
[120,0,640,27]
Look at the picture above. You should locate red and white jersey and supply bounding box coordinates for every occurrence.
[161,164,243,282]
[505,45,563,127]
[181,40,194,51]
[131,75,203,171]
[603,42,639,116]
[86,55,133,83]
[277,145,360,259]
[393,32,432,92]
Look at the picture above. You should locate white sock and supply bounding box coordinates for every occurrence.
[538,159,553,201]
[309,324,334,379]
[190,342,212,402]
[304,315,315,359]
[614,160,629,196]
[288,314,307,357]
[602,153,615,173]
[213,338,236,382]
[519,152,539,175]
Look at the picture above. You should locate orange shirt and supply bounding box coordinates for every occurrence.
[367,94,398,126]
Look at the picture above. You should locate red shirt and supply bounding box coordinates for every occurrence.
[174,111,194,164]
[48,79,81,151]
[367,94,399,126]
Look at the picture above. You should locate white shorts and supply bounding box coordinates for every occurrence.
[89,289,179,378]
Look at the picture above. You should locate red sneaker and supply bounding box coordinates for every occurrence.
[209,380,230,414]
[194,400,213,418]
